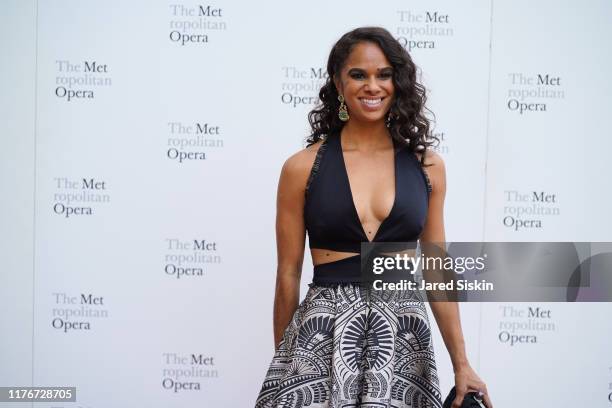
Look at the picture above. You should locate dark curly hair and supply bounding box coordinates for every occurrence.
[306,26,438,160]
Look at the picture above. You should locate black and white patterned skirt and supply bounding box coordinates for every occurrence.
[255,283,443,407]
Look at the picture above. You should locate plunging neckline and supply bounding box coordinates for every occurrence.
[338,131,398,243]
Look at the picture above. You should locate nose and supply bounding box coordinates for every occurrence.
[364,76,382,93]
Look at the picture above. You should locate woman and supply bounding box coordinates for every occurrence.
[256,27,492,408]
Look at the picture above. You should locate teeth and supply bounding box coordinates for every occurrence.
[360,98,382,106]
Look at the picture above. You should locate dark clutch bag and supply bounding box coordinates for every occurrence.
[442,386,486,408]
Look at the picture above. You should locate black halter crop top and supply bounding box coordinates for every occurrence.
[304,130,432,285]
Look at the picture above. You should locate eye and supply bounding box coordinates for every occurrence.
[349,72,365,79]
[379,71,393,79]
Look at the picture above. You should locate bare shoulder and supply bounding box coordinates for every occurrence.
[280,139,326,190]
[420,149,445,168]
[416,149,446,191]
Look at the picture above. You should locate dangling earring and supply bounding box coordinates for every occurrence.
[338,94,349,122]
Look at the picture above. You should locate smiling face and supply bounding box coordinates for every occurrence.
[334,41,395,124]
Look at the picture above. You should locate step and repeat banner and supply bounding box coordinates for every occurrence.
[1,0,611,407]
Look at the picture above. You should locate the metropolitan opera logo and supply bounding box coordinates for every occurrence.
[497,304,556,346]
[168,4,227,46]
[162,352,219,392]
[51,292,109,333]
[394,10,454,51]
[506,73,565,114]
[166,121,224,163]
[280,66,327,109]
[54,60,112,102]
[164,238,221,279]
[502,190,560,232]
[52,177,110,218]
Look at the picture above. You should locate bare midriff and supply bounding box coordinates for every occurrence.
[311,247,418,266]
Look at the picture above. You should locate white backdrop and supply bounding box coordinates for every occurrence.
[1,0,612,407]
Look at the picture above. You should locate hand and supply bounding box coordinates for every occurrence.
[452,363,493,408]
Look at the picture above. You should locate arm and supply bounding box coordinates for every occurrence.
[272,151,310,348]
[420,151,493,408]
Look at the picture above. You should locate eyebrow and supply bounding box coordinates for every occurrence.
[347,67,393,72]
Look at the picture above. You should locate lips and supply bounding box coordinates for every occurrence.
[358,97,385,109]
